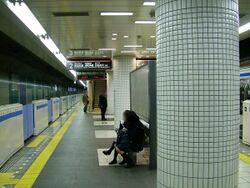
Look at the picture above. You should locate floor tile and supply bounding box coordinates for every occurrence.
[95,130,117,139]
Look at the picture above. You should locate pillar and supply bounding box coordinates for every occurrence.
[113,56,136,127]
[87,80,94,112]
[156,0,239,188]
[107,71,114,115]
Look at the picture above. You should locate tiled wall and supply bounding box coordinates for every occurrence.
[113,56,136,127]
[107,72,114,115]
[156,0,239,187]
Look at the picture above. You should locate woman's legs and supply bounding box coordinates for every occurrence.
[115,147,134,168]
[103,141,116,155]
[109,150,118,165]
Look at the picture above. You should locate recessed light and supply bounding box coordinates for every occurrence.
[124,45,143,48]
[143,2,156,6]
[112,38,117,41]
[239,22,250,34]
[123,35,129,38]
[100,12,134,16]
[98,48,116,51]
[135,20,156,24]
[150,35,155,38]
[121,51,136,53]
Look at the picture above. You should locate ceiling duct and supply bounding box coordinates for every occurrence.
[52,12,89,17]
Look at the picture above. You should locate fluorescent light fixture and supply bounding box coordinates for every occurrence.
[79,80,87,87]
[146,48,156,51]
[239,22,250,34]
[121,50,136,53]
[124,45,143,48]
[150,35,156,38]
[100,12,133,16]
[123,35,129,38]
[135,20,156,24]
[143,2,156,6]
[98,48,116,51]
[112,38,117,41]
[70,70,77,78]
[4,1,75,76]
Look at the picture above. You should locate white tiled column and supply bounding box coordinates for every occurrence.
[113,56,136,127]
[156,0,239,188]
[107,71,114,115]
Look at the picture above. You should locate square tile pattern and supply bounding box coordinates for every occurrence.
[156,0,239,188]
[97,148,150,166]
[95,130,117,139]
[113,56,136,128]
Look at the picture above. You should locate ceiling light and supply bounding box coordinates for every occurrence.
[70,70,77,78]
[121,51,136,53]
[123,36,129,38]
[124,45,143,48]
[4,1,75,76]
[239,22,250,34]
[150,35,155,38]
[143,2,156,6]
[135,20,156,24]
[79,80,87,87]
[98,48,116,51]
[146,48,156,51]
[100,12,134,16]
[112,38,117,41]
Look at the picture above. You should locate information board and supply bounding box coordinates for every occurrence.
[67,61,112,71]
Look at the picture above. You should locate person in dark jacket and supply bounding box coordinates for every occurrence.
[103,110,130,165]
[99,94,107,120]
[103,110,145,167]
[82,94,89,113]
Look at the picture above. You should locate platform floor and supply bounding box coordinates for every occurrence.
[32,109,156,188]
[1,106,250,188]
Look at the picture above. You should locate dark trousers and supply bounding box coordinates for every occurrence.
[83,104,88,112]
[101,107,107,120]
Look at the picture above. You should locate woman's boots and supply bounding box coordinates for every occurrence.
[103,141,116,155]
[121,153,134,168]
[109,150,118,165]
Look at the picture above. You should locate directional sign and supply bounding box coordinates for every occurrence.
[67,60,112,71]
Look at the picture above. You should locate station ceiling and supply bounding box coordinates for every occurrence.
[25,0,250,58]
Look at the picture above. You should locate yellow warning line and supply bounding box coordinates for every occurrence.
[26,135,47,148]
[240,153,250,164]
[14,112,77,188]
[0,173,18,187]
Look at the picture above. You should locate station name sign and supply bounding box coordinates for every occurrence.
[67,60,112,71]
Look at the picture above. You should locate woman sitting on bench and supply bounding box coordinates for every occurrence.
[103,110,145,168]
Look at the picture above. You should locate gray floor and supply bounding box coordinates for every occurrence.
[33,111,156,188]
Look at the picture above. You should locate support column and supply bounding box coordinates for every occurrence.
[107,71,114,115]
[87,80,94,112]
[113,56,136,127]
[156,0,239,188]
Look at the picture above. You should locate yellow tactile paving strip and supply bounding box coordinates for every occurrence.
[240,153,250,164]
[0,173,18,187]
[13,112,77,188]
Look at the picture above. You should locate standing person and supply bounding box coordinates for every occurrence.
[82,94,89,113]
[99,93,107,121]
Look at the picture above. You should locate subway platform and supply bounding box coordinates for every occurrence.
[0,105,250,188]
